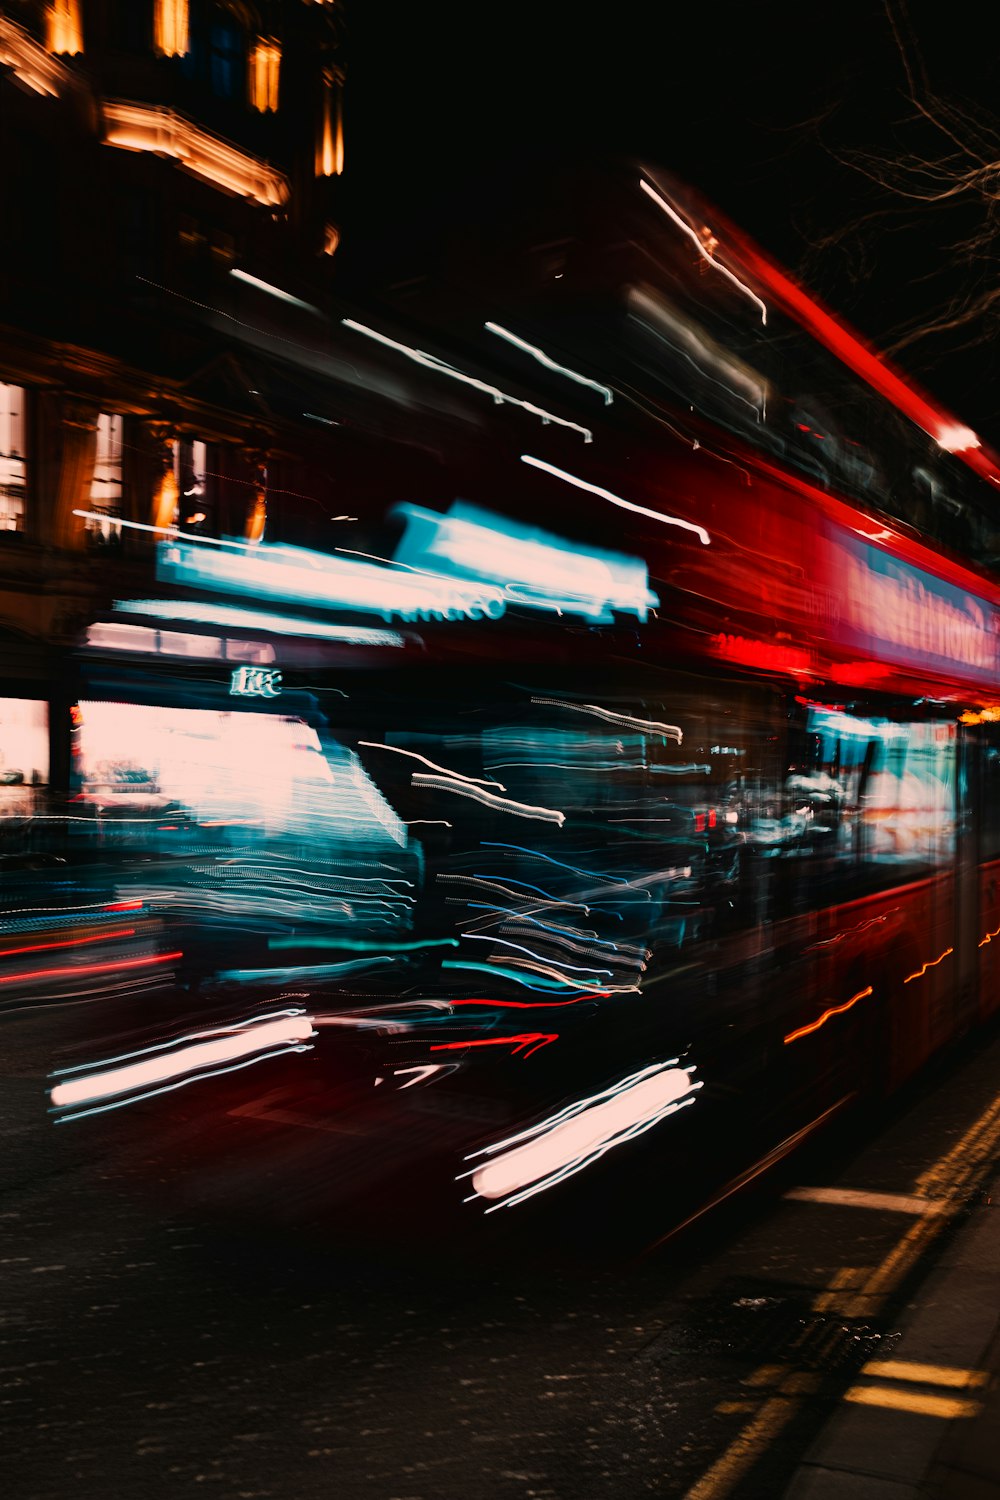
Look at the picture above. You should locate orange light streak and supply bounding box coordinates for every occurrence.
[783,986,873,1045]
[904,948,953,983]
[0,928,135,959]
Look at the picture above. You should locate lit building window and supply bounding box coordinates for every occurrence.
[151,435,178,534]
[86,414,124,548]
[249,36,280,112]
[317,67,344,176]
[0,383,26,534]
[177,438,211,532]
[154,0,189,58]
[246,462,266,544]
[45,0,83,56]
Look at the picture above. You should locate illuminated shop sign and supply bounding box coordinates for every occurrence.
[155,508,658,629]
[392,501,659,623]
[157,540,507,624]
[833,534,1000,683]
[230,666,282,698]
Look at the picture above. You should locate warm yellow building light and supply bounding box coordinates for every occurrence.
[249,37,281,113]
[246,474,267,544]
[154,0,189,58]
[317,69,344,176]
[152,450,180,534]
[46,0,83,56]
[0,14,70,95]
[103,102,290,207]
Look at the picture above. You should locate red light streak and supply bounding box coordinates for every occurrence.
[784,985,874,1045]
[430,1032,559,1058]
[104,901,144,911]
[0,950,182,986]
[0,928,135,959]
[733,234,1000,489]
[709,633,818,678]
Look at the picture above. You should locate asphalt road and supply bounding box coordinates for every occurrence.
[6,993,1000,1500]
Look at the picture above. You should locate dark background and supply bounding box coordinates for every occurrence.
[337,0,1000,446]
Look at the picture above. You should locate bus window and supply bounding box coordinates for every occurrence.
[768,707,956,914]
[980,728,1000,864]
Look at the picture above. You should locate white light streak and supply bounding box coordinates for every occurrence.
[394,1064,447,1089]
[530,697,683,742]
[412,773,566,825]
[50,1013,315,1109]
[485,321,613,403]
[358,741,505,790]
[341,319,594,441]
[464,932,613,978]
[230,267,320,314]
[639,177,768,325]
[73,510,252,550]
[464,1061,700,1209]
[520,455,711,545]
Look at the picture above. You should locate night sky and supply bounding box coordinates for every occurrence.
[339,1,1000,445]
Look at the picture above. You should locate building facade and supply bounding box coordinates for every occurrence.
[0,0,358,802]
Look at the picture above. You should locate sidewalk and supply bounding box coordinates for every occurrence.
[781,1173,1000,1499]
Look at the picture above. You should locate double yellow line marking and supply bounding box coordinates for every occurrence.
[681,1086,1000,1498]
[844,1358,988,1419]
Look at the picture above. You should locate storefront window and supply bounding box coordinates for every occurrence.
[0,383,26,534]
[0,699,47,821]
[86,414,124,549]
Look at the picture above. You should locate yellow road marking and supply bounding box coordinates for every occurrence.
[681,1087,1000,1497]
[914,1088,1000,1199]
[785,1186,950,1215]
[811,1264,870,1313]
[683,1397,797,1500]
[742,1363,787,1388]
[843,1384,982,1419]
[780,1371,821,1396]
[861,1359,989,1390]
[833,1214,946,1316]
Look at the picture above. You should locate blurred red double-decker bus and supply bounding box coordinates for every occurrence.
[55,159,1000,1230]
